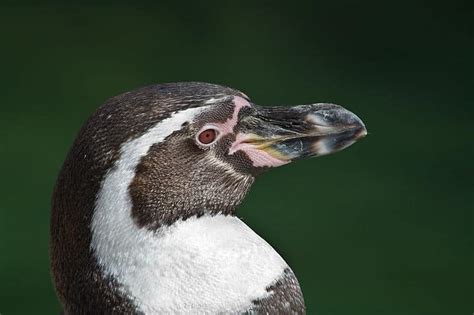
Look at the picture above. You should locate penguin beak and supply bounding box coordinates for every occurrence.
[230,103,367,167]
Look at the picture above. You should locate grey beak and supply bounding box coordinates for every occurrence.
[239,103,367,162]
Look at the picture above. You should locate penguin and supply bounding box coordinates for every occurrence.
[50,82,367,314]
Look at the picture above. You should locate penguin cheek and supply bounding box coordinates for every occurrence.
[226,150,259,175]
[211,135,233,157]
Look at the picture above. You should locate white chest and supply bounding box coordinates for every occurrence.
[92,214,288,314]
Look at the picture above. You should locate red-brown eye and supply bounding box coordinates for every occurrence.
[197,129,217,145]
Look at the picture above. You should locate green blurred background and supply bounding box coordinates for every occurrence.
[0,1,471,314]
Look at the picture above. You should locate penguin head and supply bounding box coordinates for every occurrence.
[101,82,368,229]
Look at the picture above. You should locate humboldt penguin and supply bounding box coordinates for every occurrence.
[50,82,367,314]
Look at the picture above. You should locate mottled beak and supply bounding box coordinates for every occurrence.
[230,103,367,167]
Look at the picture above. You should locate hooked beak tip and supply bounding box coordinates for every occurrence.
[357,126,368,139]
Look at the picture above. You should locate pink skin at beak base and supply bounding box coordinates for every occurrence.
[211,96,251,136]
[228,133,289,168]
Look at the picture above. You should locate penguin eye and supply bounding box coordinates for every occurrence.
[197,128,218,145]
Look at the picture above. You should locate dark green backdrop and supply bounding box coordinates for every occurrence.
[1,2,471,314]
